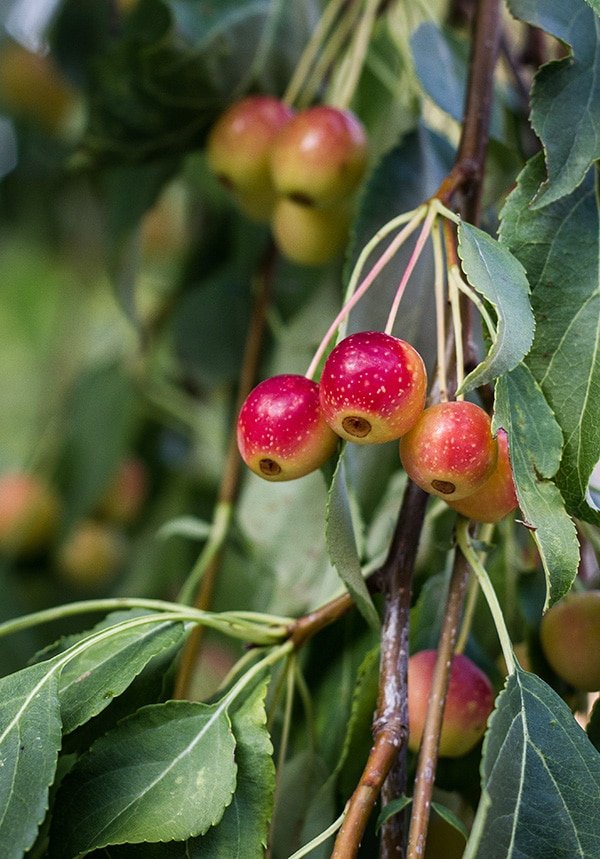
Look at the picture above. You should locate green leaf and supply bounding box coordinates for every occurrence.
[494,364,579,607]
[430,801,469,842]
[56,612,185,733]
[270,749,330,858]
[508,0,600,206]
[500,154,600,525]
[326,452,380,631]
[587,697,600,753]
[457,222,534,393]
[51,699,237,854]
[0,663,62,858]
[376,796,412,833]
[189,680,274,857]
[155,516,212,542]
[464,668,600,859]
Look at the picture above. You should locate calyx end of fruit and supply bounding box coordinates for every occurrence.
[342,415,372,438]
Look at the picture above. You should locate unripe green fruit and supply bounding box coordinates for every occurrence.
[206,95,294,221]
[271,105,368,207]
[400,401,498,500]
[272,198,350,266]
[540,591,600,691]
[408,650,494,758]
[98,457,148,525]
[57,520,125,587]
[446,429,518,522]
[0,472,60,556]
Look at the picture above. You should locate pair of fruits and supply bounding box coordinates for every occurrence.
[206,96,368,265]
[237,330,517,523]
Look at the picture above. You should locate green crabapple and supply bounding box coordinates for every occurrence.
[400,401,498,500]
[237,375,338,481]
[271,197,351,266]
[319,331,427,444]
[539,591,600,691]
[408,649,495,758]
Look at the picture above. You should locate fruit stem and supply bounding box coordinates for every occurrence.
[384,203,437,336]
[448,265,465,399]
[329,0,380,111]
[454,522,494,654]
[431,220,449,403]
[406,547,471,859]
[283,0,347,107]
[305,206,426,379]
[456,516,516,675]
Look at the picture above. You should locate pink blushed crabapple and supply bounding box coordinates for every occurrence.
[446,429,518,522]
[399,401,498,500]
[237,375,338,481]
[270,105,368,207]
[0,472,60,556]
[206,95,294,221]
[408,650,495,758]
[318,331,427,444]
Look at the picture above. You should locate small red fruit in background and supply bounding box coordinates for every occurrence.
[400,401,497,500]
[539,591,600,691]
[271,105,368,207]
[206,95,294,221]
[271,197,350,266]
[99,457,148,525]
[446,429,518,522]
[237,375,338,481]
[0,472,60,556]
[319,331,427,443]
[408,650,495,758]
[57,520,125,588]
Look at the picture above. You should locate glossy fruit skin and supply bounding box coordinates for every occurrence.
[408,650,495,758]
[271,106,368,207]
[400,401,498,500]
[319,332,427,444]
[206,96,294,221]
[237,375,338,481]
[540,591,600,691]
[446,429,518,522]
[272,197,350,265]
[57,520,125,587]
[99,457,148,525]
[0,473,60,556]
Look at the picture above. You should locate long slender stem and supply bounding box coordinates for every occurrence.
[283,0,347,106]
[331,0,380,110]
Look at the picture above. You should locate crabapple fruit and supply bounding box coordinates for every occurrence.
[271,197,350,265]
[206,95,294,221]
[319,331,427,443]
[270,105,368,207]
[399,401,497,500]
[237,375,338,481]
[98,457,148,525]
[0,472,60,556]
[540,591,600,691]
[408,650,495,758]
[446,429,518,522]
[57,520,125,587]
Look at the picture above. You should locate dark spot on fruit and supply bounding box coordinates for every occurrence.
[216,173,235,191]
[287,191,315,207]
[432,479,456,495]
[342,416,371,438]
[260,458,282,476]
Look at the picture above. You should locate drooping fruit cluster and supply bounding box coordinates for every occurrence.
[408,649,495,758]
[539,591,600,691]
[237,331,428,481]
[207,98,367,264]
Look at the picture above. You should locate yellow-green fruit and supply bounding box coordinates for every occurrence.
[272,198,350,266]
[57,521,125,587]
[0,472,60,556]
[540,591,600,691]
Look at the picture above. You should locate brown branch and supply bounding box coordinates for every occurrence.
[173,241,276,699]
[406,549,471,859]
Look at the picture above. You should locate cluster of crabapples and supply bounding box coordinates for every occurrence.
[237,330,518,524]
[206,95,368,265]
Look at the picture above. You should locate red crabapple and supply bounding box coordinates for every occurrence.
[271,197,350,266]
[399,401,498,500]
[0,472,60,555]
[270,105,368,207]
[237,375,338,481]
[319,331,427,444]
[408,650,495,757]
[446,429,518,522]
[540,591,600,691]
[206,95,294,221]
